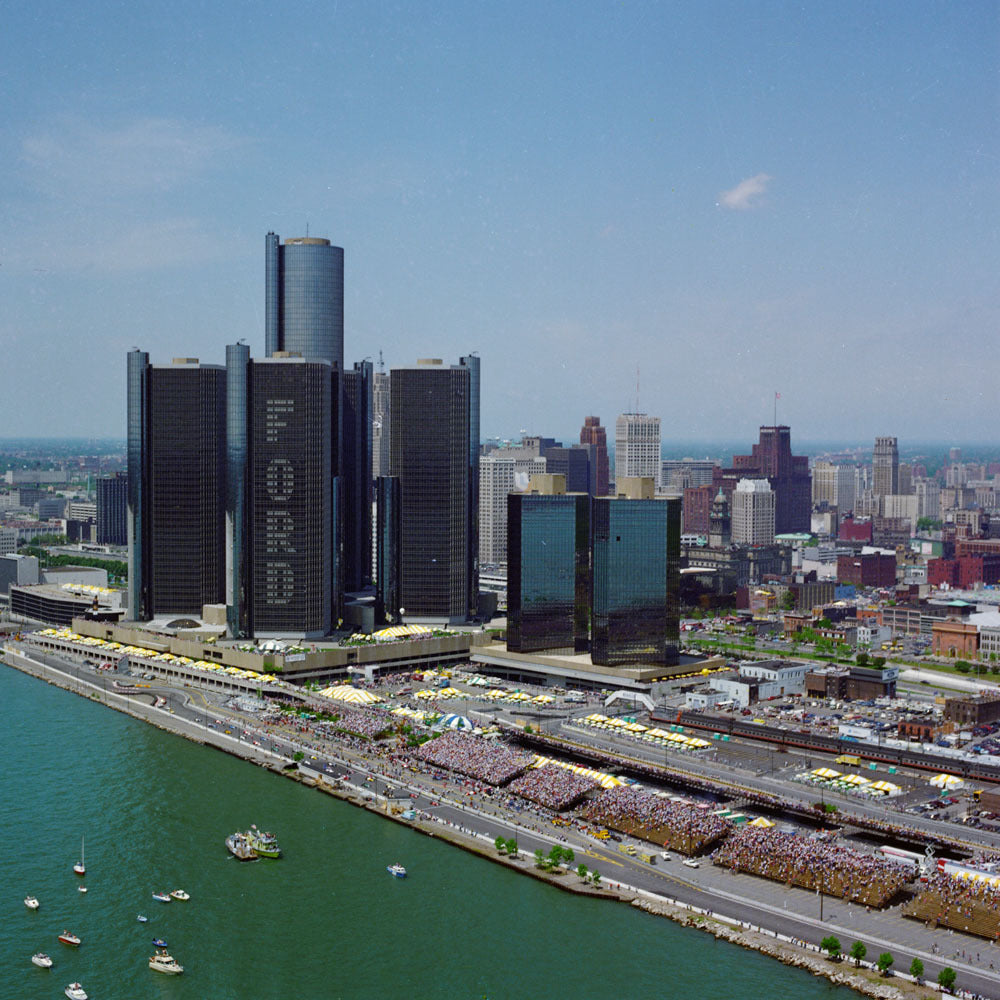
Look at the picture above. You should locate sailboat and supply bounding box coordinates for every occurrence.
[73,837,86,877]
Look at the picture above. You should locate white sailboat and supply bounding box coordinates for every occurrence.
[73,837,85,877]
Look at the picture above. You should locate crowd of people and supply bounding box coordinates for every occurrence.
[712,827,910,907]
[413,732,533,785]
[586,786,729,853]
[313,708,393,741]
[906,872,1000,940]
[506,765,597,811]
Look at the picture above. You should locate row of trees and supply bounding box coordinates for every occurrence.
[820,936,954,989]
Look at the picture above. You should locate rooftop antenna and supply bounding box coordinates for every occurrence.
[378,349,385,373]
[305,221,309,238]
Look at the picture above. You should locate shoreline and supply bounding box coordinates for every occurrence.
[0,645,959,1000]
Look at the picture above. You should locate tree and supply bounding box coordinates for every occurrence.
[875,952,894,976]
[937,966,956,991]
[849,941,867,967]
[909,957,924,982]
[855,651,870,666]
[504,838,518,856]
[577,863,588,881]
[781,591,796,611]
[533,849,546,869]
[562,847,575,864]
[871,656,886,668]
[590,870,601,886]
[821,936,842,961]
[954,660,972,674]
[495,836,507,854]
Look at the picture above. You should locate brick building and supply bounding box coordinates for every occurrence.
[683,484,715,535]
[836,550,896,588]
[931,618,979,659]
[805,663,898,700]
[839,516,873,544]
[943,696,1000,727]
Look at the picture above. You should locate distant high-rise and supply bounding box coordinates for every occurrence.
[811,461,857,513]
[96,472,127,546]
[719,426,810,533]
[127,353,226,620]
[265,233,344,369]
[507,477,590,653]
[478,453,547,567]
[459,353,481,615]
[731,478,776,546]
[873,437,899,497]
[541,445,590,494]
[372,368,391,479]
[579,416,610,496]
[343,360,373,592]
[615,413,661,487]
[591,482,680,667]
[389,359,472,621]
[375,476,401,627]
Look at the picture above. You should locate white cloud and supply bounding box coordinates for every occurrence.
[717,173,773,211]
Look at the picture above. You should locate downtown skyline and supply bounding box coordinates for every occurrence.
[1,1,997,442]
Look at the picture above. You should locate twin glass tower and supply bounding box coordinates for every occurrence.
[128,232,479,637]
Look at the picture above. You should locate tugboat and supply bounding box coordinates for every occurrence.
[247,825,282,858]
[225,831,256,861]
[386,863,407,878]
[31,953,53,968]
[58,931,81,947]
[149,949,184,975]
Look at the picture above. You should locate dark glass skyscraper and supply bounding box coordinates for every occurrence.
[128,354,226,619]
[97,472,127,546]
[225,342,251,637]
[343,360,373,592]
[375,475,401,627]
[459,353,481,614]
[591,495,680,667]
[389,359,471,621]
[248,357,333,636]
[507,490,590,653]
[265,233,344,369]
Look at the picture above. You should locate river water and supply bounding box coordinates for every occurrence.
[0,665,854,999]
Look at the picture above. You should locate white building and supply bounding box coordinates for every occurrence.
[811,461,856,513]
[883,493,918,527]
[0,527,16,557]
[732,478,776,546]
[478,454,546,567]
[915,479,941,521]
[615,413,661,488]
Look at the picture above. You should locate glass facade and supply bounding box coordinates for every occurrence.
[126,349,149,620]
[265,233,344,369]
[146,362,227,616]
[591,497,680,667]
[459,354,481,615]
[343,360,373,591]
[97,473,127,546]
[389,363,469,619]
[375,476,401,626]
[507,493,590,653]
[250,358,332,636]
[225,342,250,637]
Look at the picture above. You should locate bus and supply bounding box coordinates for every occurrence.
[836,754,861,766]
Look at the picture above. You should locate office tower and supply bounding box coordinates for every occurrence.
[389,359,471,621]
[915,479,941,521]
[591,481,680,667]
[683,484,715,535]
[898,462,913,496]
[661,459,716,491]
[615,413,661,487]
[541,444,590,494]
[579,416,610,496]
[375,476,401,626]
[732,479,776,545]
[873,436,899,497]
[96,472,127,545]
[479,454,547,567]
[719,426,810,533]
[225,342,251,637]
[459,353,481,615]
[265,232,344,369]
[811,461,857,513]
[372,368,390,479]
[507,476,590,653]
[249,356,333,636]
[127,353,226,620]
[343,360,373,592]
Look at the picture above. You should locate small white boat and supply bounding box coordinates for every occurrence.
[136,914,148,923]
[169,889,190,901]
[31,952,53,968]
[149,950,184,975]
[77,886,88,894]
[24,896,40,910]
[386,863,407,878]
[73,836,86,877]
[58,931,81,947]
[151,891,171,903]
[65,983,88,999]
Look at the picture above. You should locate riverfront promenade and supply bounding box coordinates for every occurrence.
[5,640,1000,1000]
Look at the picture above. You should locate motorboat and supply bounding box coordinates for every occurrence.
[24,895,40,910]
[225,832,255,861]
[149,950,184,975]
[151,891,171,903]
[58,931,81,947]
[247,825,282,858]
[77,886,88,894]
[65,984,88,1000]
[136,914,148,923]
[169,889,190,901]
[386,863,407,878]
[31,953,53,968]
[73,836,86,877]
[152,937,168,948]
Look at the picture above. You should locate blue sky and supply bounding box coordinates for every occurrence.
[1,1,997,445]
